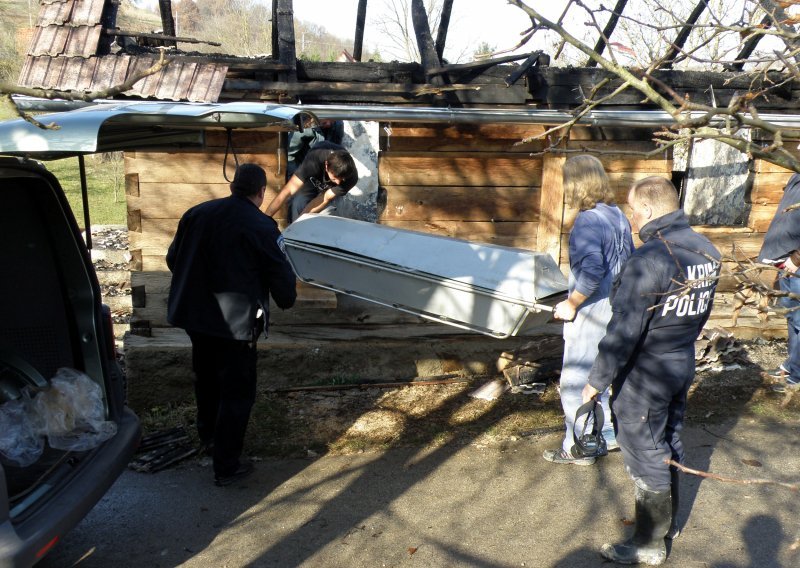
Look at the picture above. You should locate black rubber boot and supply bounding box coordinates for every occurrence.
[666,469,680,539]
[600,485,671,565]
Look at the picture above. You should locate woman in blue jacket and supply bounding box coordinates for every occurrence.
[543,155,634,466]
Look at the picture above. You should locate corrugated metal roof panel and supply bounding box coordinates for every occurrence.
[187,64,228,102]
[153,59,197,101]
[18,53,227,103]
[125,55,163,98]
[37,0,106,27]
[29,24,101,57]
[19,56,53,88]
[92,55,132,92]
[122,55,228,103]
[42,56,68,89]
[29,25,68,56]
[63,26,102,57]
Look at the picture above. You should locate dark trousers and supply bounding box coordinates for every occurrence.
[611,351,694,492]
[188,331,257,477]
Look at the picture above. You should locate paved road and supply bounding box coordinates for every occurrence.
[40,417,800,567]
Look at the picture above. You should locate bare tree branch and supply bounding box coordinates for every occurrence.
[0,52,170,130]
[667,459,800,491]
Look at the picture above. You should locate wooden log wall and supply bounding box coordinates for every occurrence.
[703,141,795,339]
[126,129,290,329]
[378,123,545,250]
[125,122,791,339]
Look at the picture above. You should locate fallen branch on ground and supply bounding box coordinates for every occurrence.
[666,459,799,491]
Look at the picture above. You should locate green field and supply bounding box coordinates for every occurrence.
[0,104,127,226]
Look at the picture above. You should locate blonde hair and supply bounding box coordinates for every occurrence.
[630,176,679,215]
[562,155,615,211]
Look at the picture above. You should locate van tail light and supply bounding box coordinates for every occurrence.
[36,535,60,559]
[101,304,118,359]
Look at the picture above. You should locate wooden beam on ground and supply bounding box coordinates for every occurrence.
[586,0,628,67]
[354,0,368,61]
[435,0,454,62]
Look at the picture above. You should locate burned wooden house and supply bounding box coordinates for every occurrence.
[15,0,799,405]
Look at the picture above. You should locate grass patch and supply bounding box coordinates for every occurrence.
[47,154,127,226]
[0,104,127,225]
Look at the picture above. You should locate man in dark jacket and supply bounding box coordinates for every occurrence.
[265,141,358,222]
[758,173,800,390]
[167,163,297,486]
[582,176,720,565]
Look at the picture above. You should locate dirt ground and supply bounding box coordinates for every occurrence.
[138,337,799,460]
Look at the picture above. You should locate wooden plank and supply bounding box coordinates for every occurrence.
[126,152,280,183]
[382,186,539,222]
[204,130,280,150]
[133,183,285,223]
[143,255,169,272]
[536,153,566,263]
[568,126,661,142]
[378,153,542,187]
[707,292,787,339]
[381,123,546,153]
[748,203,779,232]
[380,220,537,249]
[237,79,530,102]
[130,221,176,257]
[753,159,796,174]
[562,150,672,173]
[697,227,762,258]
[128,184,227,217]
[751,171,793,204]
[129,183,285,218]
[125,173,139,197]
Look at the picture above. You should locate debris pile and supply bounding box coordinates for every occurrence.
[495,335,563,394]
[695,327,744,372]
[129,426,197,473]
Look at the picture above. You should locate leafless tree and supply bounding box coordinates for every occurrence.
[371,0,446,62]
[504,0,800,317]
[506,0,800,172]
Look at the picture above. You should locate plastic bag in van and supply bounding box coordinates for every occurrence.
[0,397,44,467]
[31,368,117,451]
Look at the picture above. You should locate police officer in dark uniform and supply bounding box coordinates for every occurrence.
[582,176,720,565]
[167,163,297,486]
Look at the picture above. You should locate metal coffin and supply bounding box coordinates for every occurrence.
[281,214,568,338]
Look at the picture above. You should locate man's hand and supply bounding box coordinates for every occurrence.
[553,300,577,322]
[582,383,600,404]
[785,256,799,275]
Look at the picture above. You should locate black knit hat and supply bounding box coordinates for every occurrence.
[231,163,267,195]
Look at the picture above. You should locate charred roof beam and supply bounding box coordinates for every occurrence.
[660,0,709,70]
[586,0,628,67]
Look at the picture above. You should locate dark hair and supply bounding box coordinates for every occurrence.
[326,150,358,191]
[230,163,267,196]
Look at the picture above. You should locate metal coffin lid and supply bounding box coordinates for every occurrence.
[281,215,568,337]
